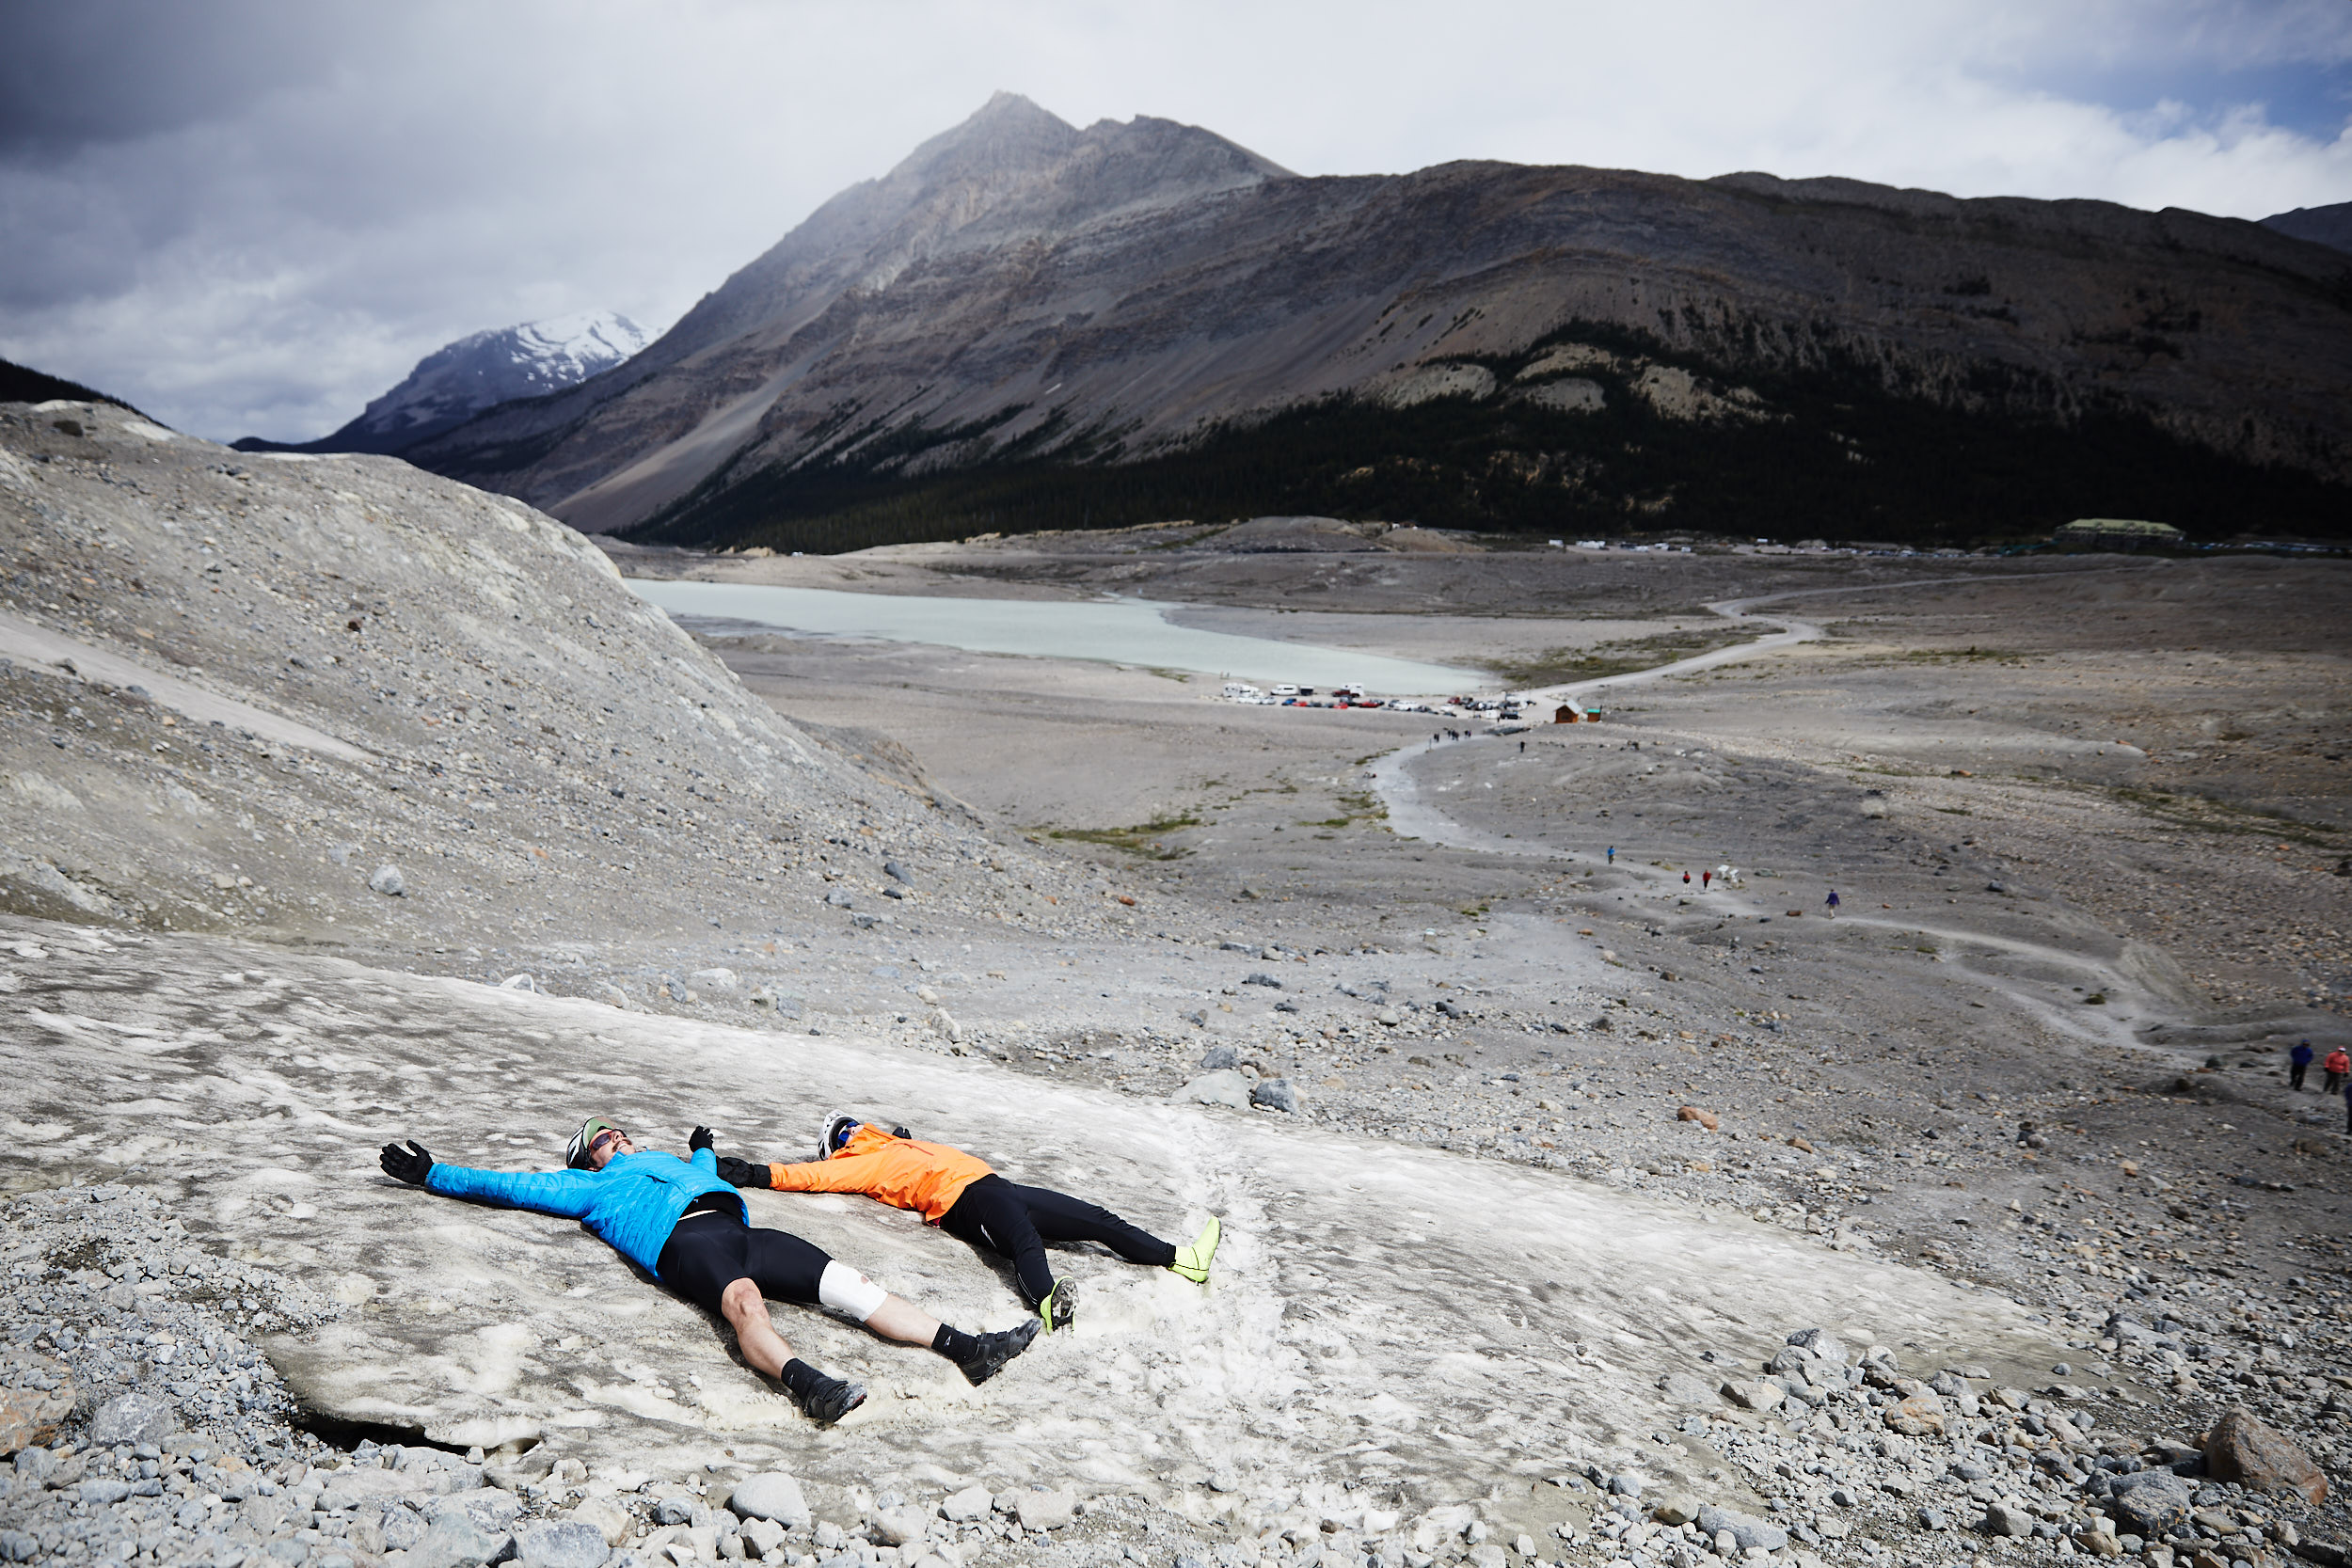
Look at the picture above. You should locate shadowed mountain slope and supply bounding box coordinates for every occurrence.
[2264,199,2352,255]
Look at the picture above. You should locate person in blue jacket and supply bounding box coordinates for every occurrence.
[377,1116,1036,1423]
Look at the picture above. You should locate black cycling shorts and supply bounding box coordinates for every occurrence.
[655,1211,832,1316]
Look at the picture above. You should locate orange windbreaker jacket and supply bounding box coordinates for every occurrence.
[765,1124,993,1224]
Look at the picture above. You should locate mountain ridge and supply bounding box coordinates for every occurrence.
[2263,198,2352,255]
[400,97,2352,546]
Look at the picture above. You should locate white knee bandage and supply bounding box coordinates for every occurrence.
[818,1260,887,1323]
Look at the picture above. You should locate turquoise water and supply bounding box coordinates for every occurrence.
[625,578,1483,693]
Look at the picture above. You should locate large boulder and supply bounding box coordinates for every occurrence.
[513,1519,609,1568]
[1015,1491,1075,1531]
[1694,1506,1786,1553]
[728,1471,811,1528]
[87,1392,174,1447]
[0,1353,74,1456]
[2108,1470,2195,1537]
[1883,1393,1947,1437]
[2204,1407,2328,1505]
[874,1506,932,1546]
[411,1513,516,1568]
[564,1497,631,1548]
[1250,1078,1300,1114]
[1983,1500,2035,1537]
[1176,1070,1252,1110]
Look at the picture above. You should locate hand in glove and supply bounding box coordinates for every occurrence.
[689,1125,715,1153]
[379,1139,434,1186]
[715,1155,771,1190]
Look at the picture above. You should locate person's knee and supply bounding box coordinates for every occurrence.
[818,1260,888,1323]
[719,1277,763,1322]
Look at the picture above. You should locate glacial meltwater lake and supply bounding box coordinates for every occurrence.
[626,578,1485,693]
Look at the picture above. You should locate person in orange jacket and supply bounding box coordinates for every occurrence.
[2325,1045,2349,1097]
[716,1116,1219,1334]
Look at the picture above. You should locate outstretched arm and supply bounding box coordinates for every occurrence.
[379,1138,598,1219]
[765,1152,887,1196]
[714,1151,772,1189]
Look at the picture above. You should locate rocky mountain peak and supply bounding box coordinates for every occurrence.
[234,309,647,456]
[574,95,1289,395]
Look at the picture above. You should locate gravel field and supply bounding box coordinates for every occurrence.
[5,403,2351,1568]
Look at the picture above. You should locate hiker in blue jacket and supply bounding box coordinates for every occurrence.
[378,1117,1036,1423]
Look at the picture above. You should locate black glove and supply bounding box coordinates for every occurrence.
[379,1139,434,1186]
[715,1155,771,1189]
[891,1125,913,1140]
[689,1125,715,1153]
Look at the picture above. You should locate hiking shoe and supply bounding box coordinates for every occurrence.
[1039,1279,1075,1335]
[795,1373,866,1424]
[958,1319,1040,1386]
[1169,1216,1221,1284]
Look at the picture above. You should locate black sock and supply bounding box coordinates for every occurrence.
[777,1357,828,1401]
[931,1323,980,1362]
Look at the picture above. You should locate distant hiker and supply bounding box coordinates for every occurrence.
[2327,1046,2349,1096]
[2292,1039,2315,1091]
[1825,889,1841,917]
[1606,847,1615,865]
[1518,740,1526,752]
[717,1117,1219,1335]
[1682,871,1691,885]
[1701,870,1712,891]
[378,1118,1036,1422]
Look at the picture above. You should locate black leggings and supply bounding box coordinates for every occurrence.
[939,1174,1173,1307]
[656,1211,832,1316]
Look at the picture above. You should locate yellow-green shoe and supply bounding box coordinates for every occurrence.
[1039,1279,1075,1334]
[1168,1216,1221,1284]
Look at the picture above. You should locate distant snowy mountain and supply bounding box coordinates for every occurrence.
[235,310,648,455]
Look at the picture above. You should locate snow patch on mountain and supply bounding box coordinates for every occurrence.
[238,310,649,455]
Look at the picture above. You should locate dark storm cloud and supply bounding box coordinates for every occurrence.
[0,1,2343,446]
[0,1,347,156]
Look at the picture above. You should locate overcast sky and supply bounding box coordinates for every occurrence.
[4,0,2346,443]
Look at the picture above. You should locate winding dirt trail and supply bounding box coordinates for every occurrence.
[1368,568,2195,1052]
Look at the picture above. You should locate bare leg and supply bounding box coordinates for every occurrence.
[720,1277,795,1377]
[862,1293,942,1346]
[723,1277,942,1365]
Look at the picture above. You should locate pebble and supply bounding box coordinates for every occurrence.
[369,864,406,896]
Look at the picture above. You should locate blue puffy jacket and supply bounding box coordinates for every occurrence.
[424,1147,744,1275]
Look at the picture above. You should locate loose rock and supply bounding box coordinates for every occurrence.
[1251,1077,1300,1113]
[1015,1490,1075,1531]
[87,1390,174,1447]
[2204,1405,2328,1505]
[728,1471,811,1528]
